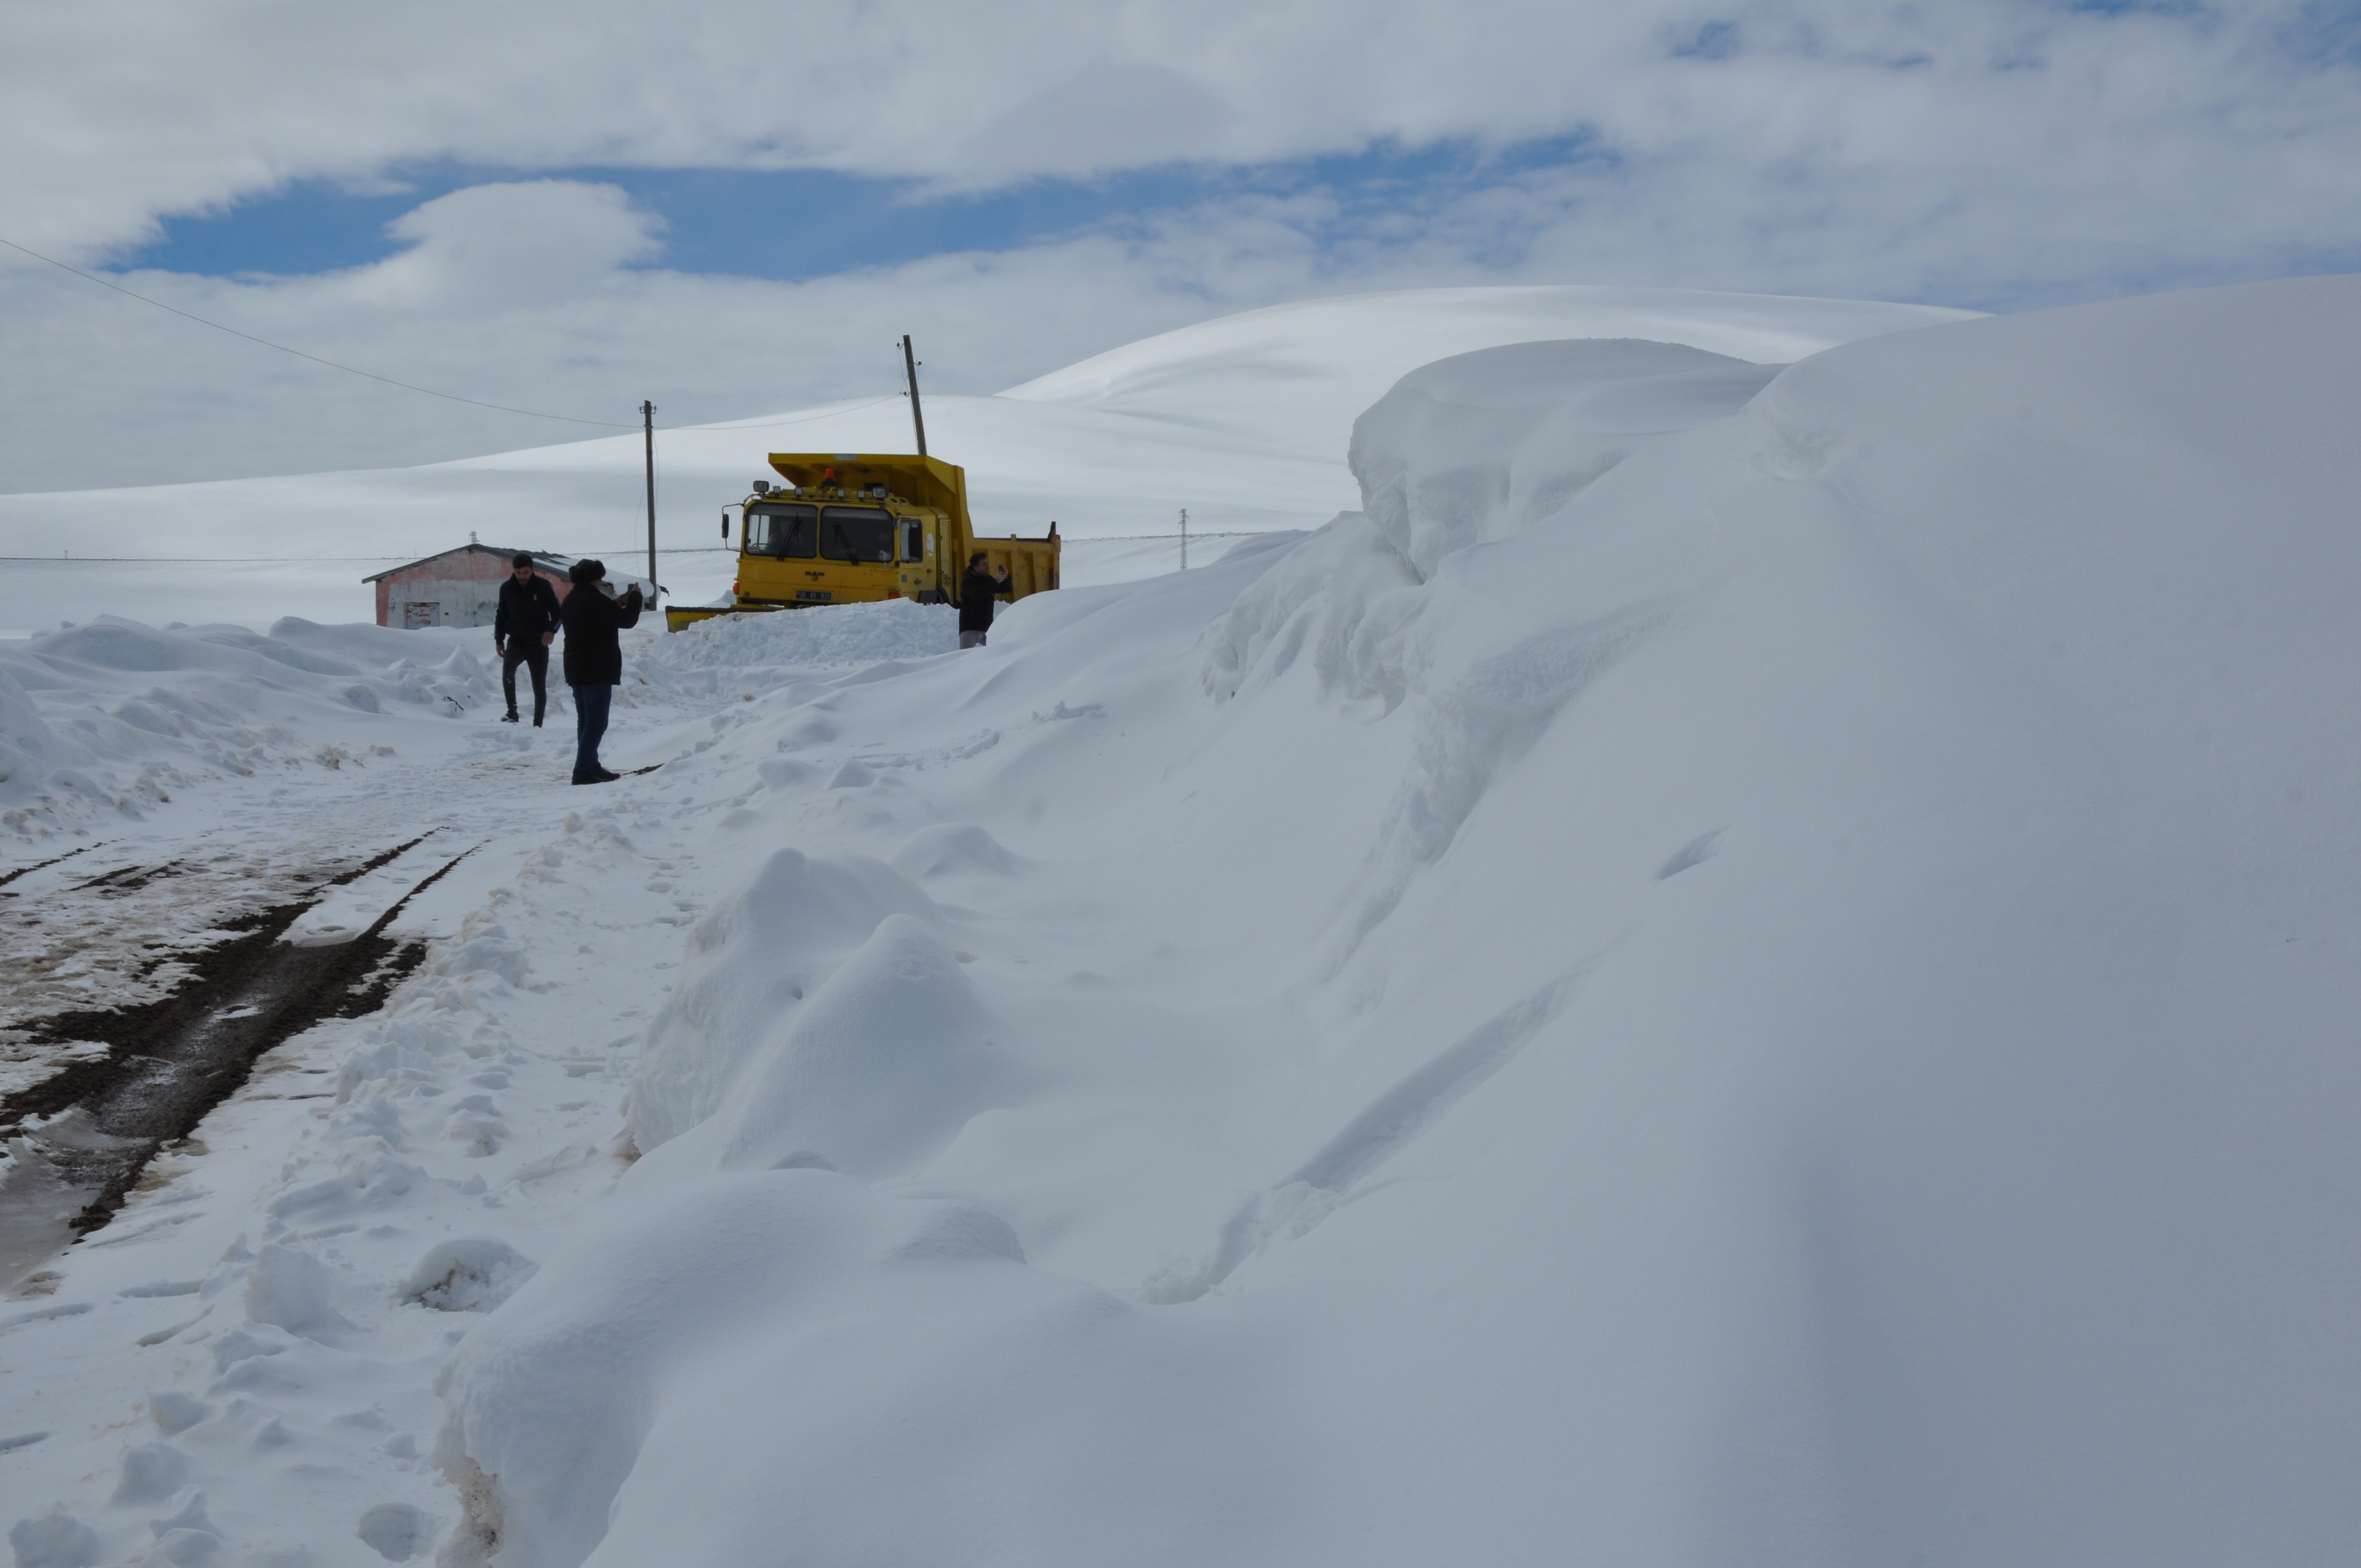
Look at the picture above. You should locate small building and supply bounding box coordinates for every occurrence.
[363,546,655,630]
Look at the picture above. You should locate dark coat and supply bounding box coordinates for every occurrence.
[494,574,563,645]
[958,567,1003,632]
[560,584,642,685]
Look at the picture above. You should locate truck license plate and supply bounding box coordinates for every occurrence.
[796,590,833,602]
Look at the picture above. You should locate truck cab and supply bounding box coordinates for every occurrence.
[666,451,1059,631]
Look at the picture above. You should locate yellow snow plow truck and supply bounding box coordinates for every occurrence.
[665,453,1060,633]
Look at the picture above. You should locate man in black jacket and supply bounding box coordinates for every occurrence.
[958,553,1009,649]
[558,559,643,785]
[492,553,563,725]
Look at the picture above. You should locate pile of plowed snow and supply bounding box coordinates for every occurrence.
[7,277,2357,1568]
[0,617,493,837]
[423,276,2361,1566]
[637,598,959,677]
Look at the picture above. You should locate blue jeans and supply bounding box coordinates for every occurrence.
[572,683,612,780]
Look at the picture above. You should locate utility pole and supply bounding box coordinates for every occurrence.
[642,399,660,626]
[902,335,928,457]
[1179,508,1189,571]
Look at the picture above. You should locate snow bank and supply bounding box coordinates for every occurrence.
[1349,337,1782,571]
[635,598,958,680]
[433,1167,1290,1568]
[710,913,1018,1180]
[0,616,494,838]
[422,275,2361,1566]
[630,844,1026,1184]
[13,279,2352,1568]
[1200,514,1419,707]
[627,848,943,1151]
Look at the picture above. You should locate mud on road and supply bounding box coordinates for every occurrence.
[1,840,350,1091]
[0,836,476,1283]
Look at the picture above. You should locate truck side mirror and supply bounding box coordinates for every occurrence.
[722,510,731,540]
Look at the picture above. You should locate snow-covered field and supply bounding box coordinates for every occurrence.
[4,276,2358,1567]
[0,285,1967,637]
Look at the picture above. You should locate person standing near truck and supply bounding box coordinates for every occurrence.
[558,559,643,784]
[493,553,562,726]
[958,553,1009,650]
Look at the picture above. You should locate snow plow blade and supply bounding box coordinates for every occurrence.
[663,605,765,634]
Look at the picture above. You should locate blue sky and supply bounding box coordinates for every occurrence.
[120,137,1608,285]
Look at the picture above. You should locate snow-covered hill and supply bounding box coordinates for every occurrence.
[0,286,1965,637]
[4,276,2356,1568]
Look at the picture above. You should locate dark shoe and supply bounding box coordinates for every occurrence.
[572,774,608,786]
[501,711,520,723]
[590,767,623,783]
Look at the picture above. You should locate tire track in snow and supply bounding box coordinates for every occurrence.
[0,841,109,889]
[0,837,482,1287]
[0,835,363,1051]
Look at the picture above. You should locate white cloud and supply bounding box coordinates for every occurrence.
[964,64,1239,173]
[3,2,2357,491]
[0,189,1299,492]
[354,182,663,312]
[7,1,2358,258]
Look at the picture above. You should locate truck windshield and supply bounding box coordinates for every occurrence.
[819,507,896,563]
[745,503,817,558]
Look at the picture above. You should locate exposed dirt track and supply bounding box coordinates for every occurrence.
[3,840,381,1049]
[0,836,474,1234]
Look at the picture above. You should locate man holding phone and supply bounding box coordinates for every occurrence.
[558,559,643,785]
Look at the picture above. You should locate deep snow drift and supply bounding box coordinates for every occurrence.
[4,276,2358,1568]
[0,618,493,839]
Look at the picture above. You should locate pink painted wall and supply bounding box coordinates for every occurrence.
[373,548,572,628]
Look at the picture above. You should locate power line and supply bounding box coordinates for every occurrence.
[0,234,640,429]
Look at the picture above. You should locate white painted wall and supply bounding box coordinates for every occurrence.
[387,577,502,630]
